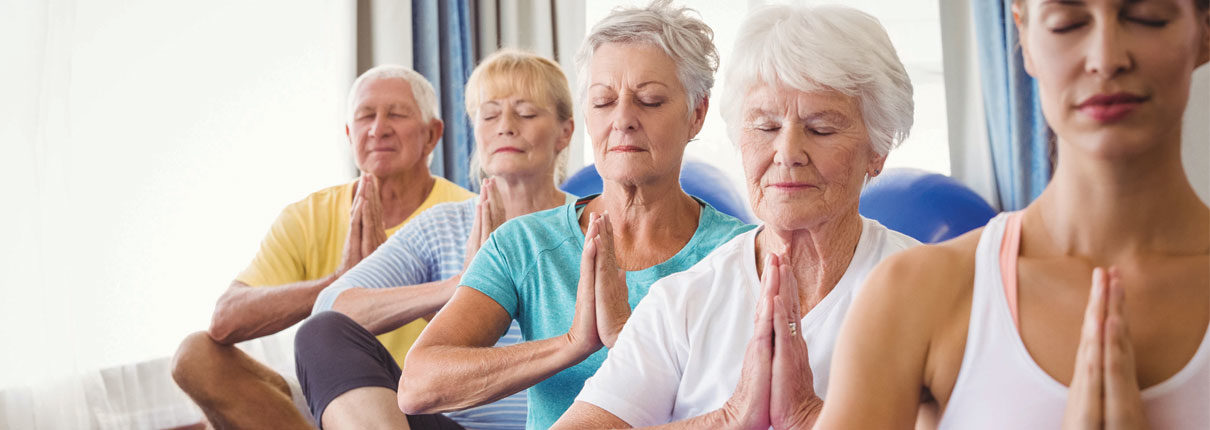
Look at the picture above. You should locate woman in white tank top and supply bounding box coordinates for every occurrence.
[816,0,1210,428]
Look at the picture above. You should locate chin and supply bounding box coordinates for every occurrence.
[755,202,825,230]
[598,164,658,187]
[1066,127,1171,160]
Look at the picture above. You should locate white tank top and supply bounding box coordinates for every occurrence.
[938,212,1210,429]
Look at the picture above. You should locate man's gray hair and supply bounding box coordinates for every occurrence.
[720,4,914,156]
[574,0,719,116]
[346,65,440,124]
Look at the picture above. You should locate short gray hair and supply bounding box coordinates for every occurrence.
[574,0,719,116]
[720,4,914,156]
[346,65,440,124]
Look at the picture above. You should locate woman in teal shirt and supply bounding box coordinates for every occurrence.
[397,2,753,429]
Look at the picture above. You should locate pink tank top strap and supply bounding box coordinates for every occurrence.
[999,211,1024,328]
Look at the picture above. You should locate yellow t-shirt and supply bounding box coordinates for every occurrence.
[236,176,474,365]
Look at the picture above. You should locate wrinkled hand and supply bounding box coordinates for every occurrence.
[464,177,504,268]
[338,174,387,274]
[566,213,606,357]
[1062,267,1148,430]
[721,255,778,430]
[769,254,823,429]
[592,211,630,348]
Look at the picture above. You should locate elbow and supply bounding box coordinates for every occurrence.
[207,295,241,345]
[396,379,440,415]
[396,350,441,414]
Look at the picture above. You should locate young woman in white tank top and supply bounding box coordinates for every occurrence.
[815,0,1210,428]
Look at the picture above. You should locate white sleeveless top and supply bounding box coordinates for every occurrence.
[938,213,1210,429]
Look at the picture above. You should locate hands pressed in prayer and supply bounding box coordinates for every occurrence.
[723,254,822,430]
[1063,267,1149,430]
[338,174,388,276]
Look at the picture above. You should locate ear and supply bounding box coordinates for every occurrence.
[867,150,887,178]
[556,118,575,153]
[688,97,710,140]
[423,118,444,157]
[1012,2,1038,77]
[345,124,351,141]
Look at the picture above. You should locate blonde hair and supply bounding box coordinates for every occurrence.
[464,49,574,183]
[465,49,573,122]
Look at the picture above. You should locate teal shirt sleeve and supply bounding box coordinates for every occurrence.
[460,231,521,320]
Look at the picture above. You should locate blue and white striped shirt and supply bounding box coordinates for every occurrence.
[313,197,528,429]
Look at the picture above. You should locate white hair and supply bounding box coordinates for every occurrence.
[720,4,914,156]
[346,65,440,124]
[574,0,718,117]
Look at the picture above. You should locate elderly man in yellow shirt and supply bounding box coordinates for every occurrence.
[171,65,474,429]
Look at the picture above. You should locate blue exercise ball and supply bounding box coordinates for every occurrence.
[859,168,997,243]
[560,160,755,224]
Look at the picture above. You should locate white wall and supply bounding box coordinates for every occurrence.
[0,0,355,389]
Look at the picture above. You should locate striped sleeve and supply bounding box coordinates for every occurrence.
[312,199,474,314]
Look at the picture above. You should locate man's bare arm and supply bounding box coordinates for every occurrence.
[209,277,336,345]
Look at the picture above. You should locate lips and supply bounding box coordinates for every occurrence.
[1077,92,1148,123]
[492,146,523,154]
[768,181,817,190]
[608,146,646,153]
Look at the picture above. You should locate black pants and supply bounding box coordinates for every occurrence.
[294,311,463,430]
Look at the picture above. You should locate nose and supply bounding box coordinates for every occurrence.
[772,125,810,167]
[497,112,518,137]
[1085,19,1132,78]
[369,113,393,138]
[610,98,640,133]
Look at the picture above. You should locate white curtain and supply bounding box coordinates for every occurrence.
[0,0,355,427]
[938,0,999,208]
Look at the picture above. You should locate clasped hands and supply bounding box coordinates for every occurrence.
[1063,267,1149,430]
[338,174,388,275]
[567,211,632,354]
[721,254,822,430]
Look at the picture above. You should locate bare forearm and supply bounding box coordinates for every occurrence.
[209,277,335,344]
[399,334,592,414]
[644,409,735,430]
[330,277,458,335]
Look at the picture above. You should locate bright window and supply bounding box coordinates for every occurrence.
[0,0,354,388]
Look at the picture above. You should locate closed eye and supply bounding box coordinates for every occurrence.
[1049,21,1086,33]
[1128,17,1167,28]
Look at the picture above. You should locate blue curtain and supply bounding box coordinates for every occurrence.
[413,0,477,192]
[972,0,1053,211]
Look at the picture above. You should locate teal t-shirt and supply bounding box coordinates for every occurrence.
[460,195,754,429]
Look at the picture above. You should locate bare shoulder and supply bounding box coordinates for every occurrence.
[820,228,986,427]
[862,227,982,307]
[858,227,985,403]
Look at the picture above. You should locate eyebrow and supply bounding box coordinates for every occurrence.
[1040,0,1086,5]
[589,81,670,90]
[805,110,853,127]
[743,108,851,122]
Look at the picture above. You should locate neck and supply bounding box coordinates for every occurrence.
[587,174,701,266]
[492,171,565,218]
[1026,137,1209,262]
[375,167,435,227]
[755,210,864,312]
